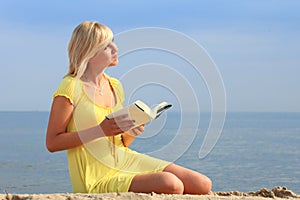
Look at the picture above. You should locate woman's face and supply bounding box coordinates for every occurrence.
[89,39,118,67]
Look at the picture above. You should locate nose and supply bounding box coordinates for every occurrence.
[111,42,118,54]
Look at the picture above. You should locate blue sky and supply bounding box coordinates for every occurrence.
[0,0,299,112]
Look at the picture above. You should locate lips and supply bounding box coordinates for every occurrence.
[112,54,118,60]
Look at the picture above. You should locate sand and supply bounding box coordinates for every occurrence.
[1,186,299,200]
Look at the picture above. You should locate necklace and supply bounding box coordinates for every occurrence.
[98,87,104,96]
[82,75,105,96]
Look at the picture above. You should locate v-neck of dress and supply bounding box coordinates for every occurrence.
[80,75,118,109]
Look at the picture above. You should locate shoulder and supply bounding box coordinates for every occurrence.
[53,76,82,105]
[105,74,123,90]
[58,76,82,90]
[105,74,124,101]
[60,76,77,86]
[107,75,122,87]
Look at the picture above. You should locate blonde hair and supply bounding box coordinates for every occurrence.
[66,21,113,78]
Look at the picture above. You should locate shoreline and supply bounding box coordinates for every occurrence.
[1,186,299,200]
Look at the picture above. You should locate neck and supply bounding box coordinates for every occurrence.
[82,70,105,88]
[83,60,108,84]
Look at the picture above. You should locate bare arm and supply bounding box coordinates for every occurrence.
[122,124,145,147]
[122,133,135,147]
[46,96,135,152]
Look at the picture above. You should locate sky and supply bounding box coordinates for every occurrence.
[0,0,299,112]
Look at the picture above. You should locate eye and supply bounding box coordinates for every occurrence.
[104,44,110,50]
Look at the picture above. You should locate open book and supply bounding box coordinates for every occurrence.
[106,100,172,128]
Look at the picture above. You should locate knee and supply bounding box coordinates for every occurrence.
[199,176,212,195]
[160,172,184,194]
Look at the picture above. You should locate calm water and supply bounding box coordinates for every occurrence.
[0,111,299,194]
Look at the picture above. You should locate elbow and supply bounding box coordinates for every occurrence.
[46,143,55,153]
[47,148,56,153]
[46,140,57,153]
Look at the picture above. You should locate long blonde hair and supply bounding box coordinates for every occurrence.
[66,21,113,78]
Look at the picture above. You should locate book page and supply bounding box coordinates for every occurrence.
[152,102,172,118]
[106,100,172,128]
[106,101,153,127]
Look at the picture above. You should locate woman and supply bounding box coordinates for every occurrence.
[46,21,212,194]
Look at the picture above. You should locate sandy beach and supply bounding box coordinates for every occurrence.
[1,186,299,200]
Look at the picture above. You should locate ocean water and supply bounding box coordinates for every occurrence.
[0,111,299,194]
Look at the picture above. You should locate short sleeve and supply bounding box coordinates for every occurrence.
[53,76,82,105]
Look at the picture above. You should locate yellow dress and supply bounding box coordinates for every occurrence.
[53,75,170,193]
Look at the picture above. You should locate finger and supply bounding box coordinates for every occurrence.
[112,114,129,121]
[120,123,136,132]
[126,129,137,137]
[112,120,135,129]
[133,125,144,132]
[113,119,135,129]
[109,121,135,133]
[101,127,120,136]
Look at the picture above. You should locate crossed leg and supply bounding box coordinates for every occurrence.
[128,163,212,195]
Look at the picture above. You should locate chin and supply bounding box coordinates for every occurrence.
[109,60,118,66]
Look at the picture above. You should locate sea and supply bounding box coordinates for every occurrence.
[0,111,299,194]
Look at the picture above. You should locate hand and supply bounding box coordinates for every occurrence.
[126,124,145,137]
[99,114,135,136]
